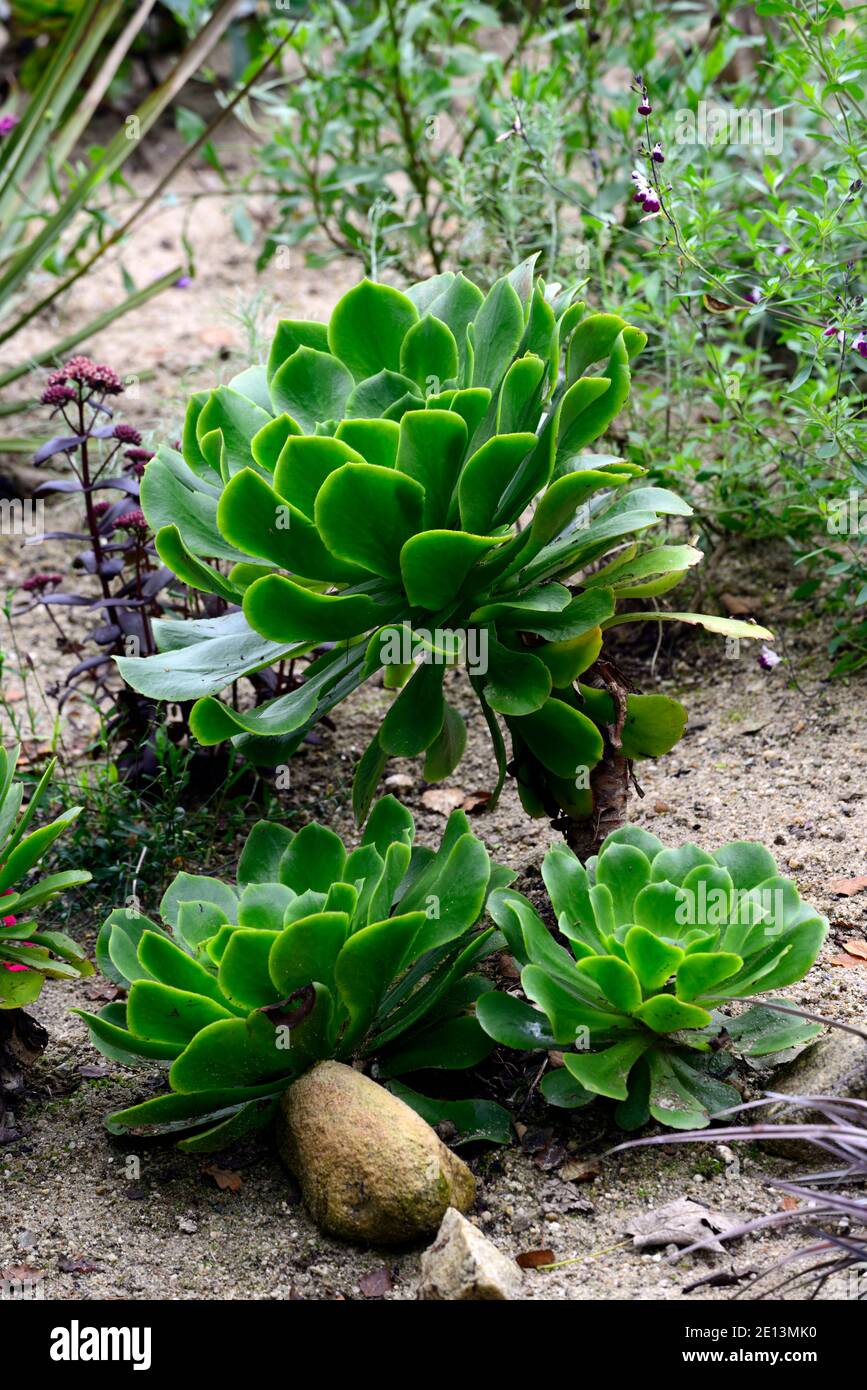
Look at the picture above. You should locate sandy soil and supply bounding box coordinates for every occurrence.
[1,117,866,1304]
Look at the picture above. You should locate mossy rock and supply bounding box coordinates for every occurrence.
[276,1061,475,1244]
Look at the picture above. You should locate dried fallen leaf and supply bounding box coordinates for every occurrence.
[538,1177,593,1215]
[58,1255,99,1274]
[0,1264,43,1283]
[829,876,867,897]
[780,1195,799,1212]
[198,325,236,349]
[843,939,867,959]
[516,1248,555,1269]
[831,953,864,969]
[420,787,466,815]
[498,953,521,980]
[720,593,755,617]
[384,773,414,791]
[359,1266,393,1298]
[560,1158,602,1184]
[534,1142,568,1172]
[202,1164,242,1193]
[652,800,671,814]
[623,1197,742,1253]
[462,789,492,814]
[83,979,123,1003]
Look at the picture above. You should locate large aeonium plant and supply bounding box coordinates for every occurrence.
[477,825,828,1130]
[117,258,771,853]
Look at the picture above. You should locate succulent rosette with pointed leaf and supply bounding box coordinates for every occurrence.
[477,825,828,1130]
[117,258,771,828]
[78,797,514,1151]
[0,744,93,1008]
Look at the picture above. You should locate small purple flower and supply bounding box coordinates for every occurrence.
[642,192,661,214]
[651,142,664,163]
[853,330,867,359]
[54,356,124,395]
[41,383,77,407]
[758,645,781,671]
[638,99,652,117]
[0,114,19,137]
[745,287,762,305]
[115,508,148,533]
[824,324,845,343]
[113,423,142,445]
[775,243,792,255]
[22,572,63,592]
[174,275,192,289]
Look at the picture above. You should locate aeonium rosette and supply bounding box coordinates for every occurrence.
[116,258,772,840]
[477,825,828,1130]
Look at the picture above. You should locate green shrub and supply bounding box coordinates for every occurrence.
[118,259,769,840]
[477,825,828,1130]
[78,796,513,1151]
[0,744,92,1009]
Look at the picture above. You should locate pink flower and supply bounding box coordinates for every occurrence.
[758,645,781,671]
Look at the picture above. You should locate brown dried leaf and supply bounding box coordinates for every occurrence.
[202,1164,242,1193]
[829,876,867,897]
[462,789,493,815]
[560,1158,602,1184]
[359,1266,393,1298]
[58,1255,99,1274]
[516,1248,555,1270]
[720,593,755,616]
[831,953,864,969]
[420,787,466,815]
[843,939,867,959]
[0,1264,43,1282]
[83,979,123,1003]
[498,953,521,980]
[623,1197,742,1252]
[198,325,236,349]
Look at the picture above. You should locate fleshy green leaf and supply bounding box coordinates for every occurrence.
[328,279,419,380]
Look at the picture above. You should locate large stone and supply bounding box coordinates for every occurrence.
[758,1030,867,1159]
[276,1061,475,1244]
[418,1207,526,1301]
